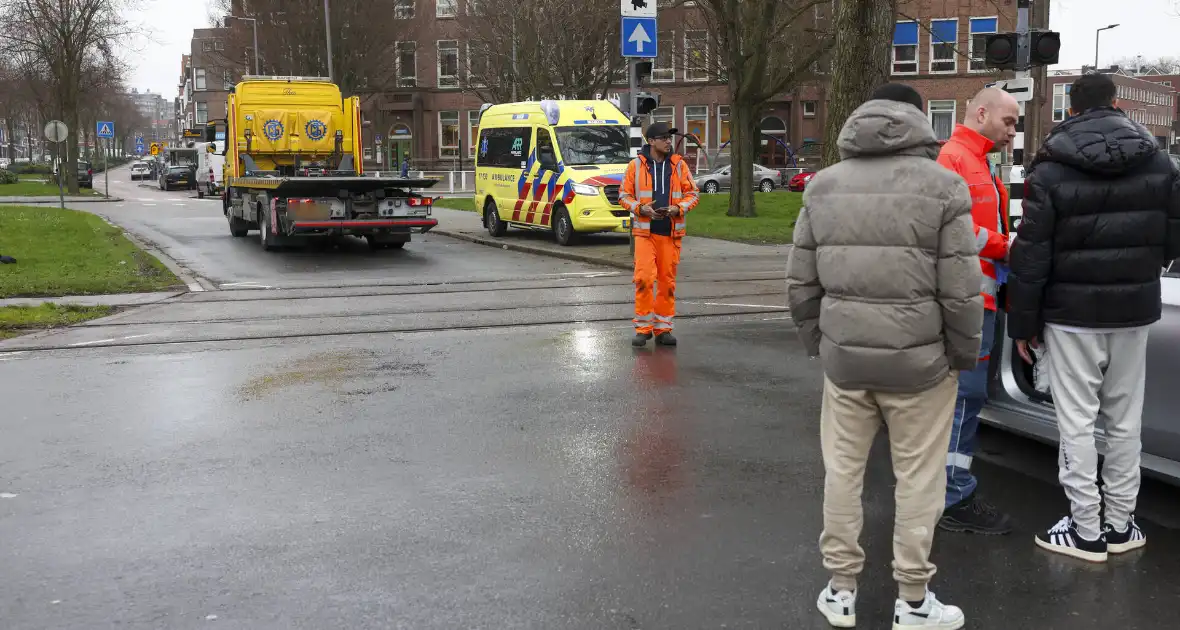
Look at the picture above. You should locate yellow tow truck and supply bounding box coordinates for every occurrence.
[208,75,437,251]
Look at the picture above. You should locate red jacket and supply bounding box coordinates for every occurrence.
[937,125,1010,311]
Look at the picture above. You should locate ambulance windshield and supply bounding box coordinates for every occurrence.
[555,126,631,166]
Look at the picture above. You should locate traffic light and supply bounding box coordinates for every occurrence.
[1030,30,1061,65]
[635,60,653,86]
[635,92,660,115]
[984,33,1018,70]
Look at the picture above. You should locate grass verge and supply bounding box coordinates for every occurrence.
[0,205,182,298]
[689,192,803,244]
[0,303,116,339]
[0,181,101,197]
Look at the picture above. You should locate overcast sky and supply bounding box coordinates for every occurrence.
[123,0,1180,97]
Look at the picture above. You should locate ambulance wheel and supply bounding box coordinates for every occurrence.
[485,199,507,237]
[553,205,578,246]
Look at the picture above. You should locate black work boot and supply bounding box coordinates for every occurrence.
[938,493,1013,535]
[655,333,677,346]
[632,332,653,347]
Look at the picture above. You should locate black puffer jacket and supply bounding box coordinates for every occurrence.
[1007,107,1180,340]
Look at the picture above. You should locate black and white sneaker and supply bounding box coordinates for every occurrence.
[1104,515,1147,554]
[816,581,856,628]
[1034,516,1107,562]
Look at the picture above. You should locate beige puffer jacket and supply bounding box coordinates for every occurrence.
[787,99,984,393]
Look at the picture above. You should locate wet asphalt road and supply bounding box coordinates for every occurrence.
[2,168,1179,629]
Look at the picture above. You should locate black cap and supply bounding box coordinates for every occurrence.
[645,122,678,139]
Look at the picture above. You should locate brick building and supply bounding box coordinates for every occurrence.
[214,1,1030,171]
[1134,73,1180,151]
[176,27,237,140]
[1042,70,1175,148]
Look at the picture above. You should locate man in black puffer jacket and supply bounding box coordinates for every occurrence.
[1008,72,1180,562]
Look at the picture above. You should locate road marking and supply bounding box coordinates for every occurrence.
[69,333,155,347]
[0,351,29,361]
[761,315,791,320]
[689,301,788,310]
[0,493,18,499]
[220,282,276,289]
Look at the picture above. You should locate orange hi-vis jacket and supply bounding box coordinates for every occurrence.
[619,151,700,238]
[937,124,1010,311]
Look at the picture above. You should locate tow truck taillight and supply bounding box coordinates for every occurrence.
[406,197,433,207]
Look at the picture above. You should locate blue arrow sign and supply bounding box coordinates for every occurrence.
[621,17,657,58]
[96,121,115,139]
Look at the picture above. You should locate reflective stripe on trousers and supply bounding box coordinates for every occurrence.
[634,234,681,334]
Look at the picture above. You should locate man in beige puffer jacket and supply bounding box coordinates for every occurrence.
[788,83,983,630]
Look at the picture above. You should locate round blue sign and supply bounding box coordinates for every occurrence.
[305,120,327,141]
[263,119,284,141]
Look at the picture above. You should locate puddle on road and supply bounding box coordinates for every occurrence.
[236,350,432,401]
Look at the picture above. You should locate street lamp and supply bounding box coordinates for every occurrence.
[226,15,260,75]
[1095,24,1119,70]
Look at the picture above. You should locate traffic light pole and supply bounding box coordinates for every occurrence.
[628,59,638,256]
[1007,0,1032,228]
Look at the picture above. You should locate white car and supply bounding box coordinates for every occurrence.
[130,162,150,181]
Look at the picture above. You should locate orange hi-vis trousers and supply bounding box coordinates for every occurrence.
[633,233,682,335]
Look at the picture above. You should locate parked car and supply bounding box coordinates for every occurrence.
[73,161,93,188]
[130,161,150,181]
[980,259,1180,484]
[159,164,195,191]
[694,164,782,194]
[787,171,816,192]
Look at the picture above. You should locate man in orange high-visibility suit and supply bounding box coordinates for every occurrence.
[619,122,700,347]
[935,86,1019,535]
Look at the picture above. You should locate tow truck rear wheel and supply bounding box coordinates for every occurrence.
[485,199,507,237]
[259,204,278,251]
[228,214,250,237]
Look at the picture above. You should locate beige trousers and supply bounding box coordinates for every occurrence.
[819,373,958,601]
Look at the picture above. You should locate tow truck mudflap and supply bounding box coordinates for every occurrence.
[289,218,438,234]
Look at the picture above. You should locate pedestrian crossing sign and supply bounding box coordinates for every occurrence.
[96,121,115,139]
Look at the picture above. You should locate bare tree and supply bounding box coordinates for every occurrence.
[460,0,627,103]
[1111,55,1180,75]
[820,0,897,168]
[692,1,834,217]
[210,0,408,97]
[0,0,137,193]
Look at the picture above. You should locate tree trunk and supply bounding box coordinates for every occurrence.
[726,97,758,218]
[821,0,897,168]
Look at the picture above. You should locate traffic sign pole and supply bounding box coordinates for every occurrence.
[620,1,657,257]
[104,138,109,198]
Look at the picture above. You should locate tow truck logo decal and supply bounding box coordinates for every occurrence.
[263,119,284,141]
[305,120,327,141]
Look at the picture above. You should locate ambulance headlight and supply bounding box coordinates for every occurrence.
[571,183,599,196]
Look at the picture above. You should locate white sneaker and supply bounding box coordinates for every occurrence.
[816,581,856,628]
[892,591,965,629]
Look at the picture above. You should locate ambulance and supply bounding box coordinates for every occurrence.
[473,99,633,246]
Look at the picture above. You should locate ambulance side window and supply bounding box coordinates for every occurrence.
[536,128,557,171]
[479,126,533,168]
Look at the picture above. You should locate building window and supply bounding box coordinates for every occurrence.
[223,70,233,90]
[684,30,709,82]
[1052,83,1071,122]
[928,100,955,141]
[930,19,958,73]
[1164,81,1173,87]
[364,147,374,160]
[439,111,460,158]
[466,0,479,13]
[437,0,457,18]
[683,106,709,150]
[803,101,817,117]
[195,102,208,124]
[651,106,674,125]
[968,17,997,72]
[194,68,206,90]
[437,40,459,88]
[718,105,730,148]
[468,110,480,157]
[395,0,414,19]
[216,40,225,51]
[653,30,675,82]
[202,41,212,52]
[892,21,919,75]
[394,42,416,87]
[467,42,489,86]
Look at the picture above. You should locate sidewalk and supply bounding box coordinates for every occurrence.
[0,196,123,204]
[430,206,791,274]
[0,291,182,308]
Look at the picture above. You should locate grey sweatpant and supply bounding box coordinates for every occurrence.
[1043,325,1149,541]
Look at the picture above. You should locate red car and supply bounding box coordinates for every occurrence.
[787,171,815,192]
